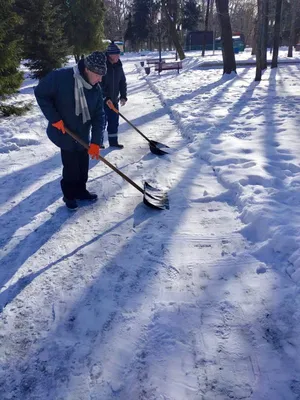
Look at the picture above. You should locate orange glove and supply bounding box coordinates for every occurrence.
[88,143,100,160]
[52,120,66,134]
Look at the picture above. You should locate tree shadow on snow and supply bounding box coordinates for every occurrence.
[0,203,73,307]
[0,66,283,399]
[0,152,61,207]
[0,177,62,250]
[0,213,134,312]
[0,141,212,398]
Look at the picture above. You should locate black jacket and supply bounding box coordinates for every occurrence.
[101,59,127,104]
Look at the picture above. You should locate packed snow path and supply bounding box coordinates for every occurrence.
[1,59,300,399]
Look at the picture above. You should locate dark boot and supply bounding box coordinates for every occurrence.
[63,197,78,210]
[109,142,124,149]
[76,190,98,201]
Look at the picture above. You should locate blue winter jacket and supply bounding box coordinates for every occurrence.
[34,59,105,151]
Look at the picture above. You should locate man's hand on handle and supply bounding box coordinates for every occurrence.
[88,143,100,160]
[52,120,66,134]
[106,99,118,113]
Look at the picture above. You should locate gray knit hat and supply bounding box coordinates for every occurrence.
[84,51,107,75]
[106,41,121,55]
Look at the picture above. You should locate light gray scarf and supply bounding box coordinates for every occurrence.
[73,65,92,124]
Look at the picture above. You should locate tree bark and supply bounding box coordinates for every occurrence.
[215,0,236,74]
[271,0,283,68]
[202,0,211,57]
[251,16,258,55]
[262,0,269,70]
[288,0,297,57]
[255,0,268,80]
[162,0,185,60]
[255,0,263,81]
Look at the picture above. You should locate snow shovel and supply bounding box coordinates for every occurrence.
[64,126,169,210]
[106,100,170,155]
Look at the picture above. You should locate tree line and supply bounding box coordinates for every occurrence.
[0,0,105,114]
[1,0,300,114]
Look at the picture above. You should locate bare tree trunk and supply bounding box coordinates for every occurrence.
[288,0,297,57]
[215,0,236,74]
[251,16,258,55]
[168,21,185,60]
[162,0,185,60]
[255,0,268,79]
[255,0,264,81]
[202,0,211,57]
[210,0,214,19]
[271,0,283,68]
[262,0,269,70]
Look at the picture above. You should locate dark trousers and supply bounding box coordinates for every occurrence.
[60,149,89,199]
[104,102,120,145]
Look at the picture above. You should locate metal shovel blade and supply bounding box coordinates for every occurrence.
[106,101,170,156]
[149,140,170,155]
[143,182,169,210]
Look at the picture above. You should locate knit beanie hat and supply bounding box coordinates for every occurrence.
[84,51,107,75]
[106,41,121,55]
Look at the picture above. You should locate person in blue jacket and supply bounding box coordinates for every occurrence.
[101,41,127,149]
[34,51,107,210]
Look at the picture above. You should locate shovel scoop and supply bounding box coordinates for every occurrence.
[106,100,170,155]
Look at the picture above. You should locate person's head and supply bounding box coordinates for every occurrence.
[84,51,107,85]
[106,41,121,64]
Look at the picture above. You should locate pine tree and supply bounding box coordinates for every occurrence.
[0,0,23,100]
[182,0,202,31]
[124,13,136,50]
[131,0,151,47]
[65,0,106,61]
[20,0,69,80]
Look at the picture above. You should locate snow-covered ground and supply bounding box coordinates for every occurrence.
[1,49,300,399]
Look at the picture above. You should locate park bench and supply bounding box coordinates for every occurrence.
[146,58,166,65]
[155,61,183,74]
[146,56,176,65]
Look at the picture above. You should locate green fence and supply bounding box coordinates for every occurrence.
[185,39,245,53]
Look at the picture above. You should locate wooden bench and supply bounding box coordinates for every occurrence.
[155,61,183,74]
[146,58,166,65]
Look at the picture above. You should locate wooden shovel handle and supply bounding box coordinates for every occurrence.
[106,100,151,143]
[64,126,144,194]
[106,100,119,113]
